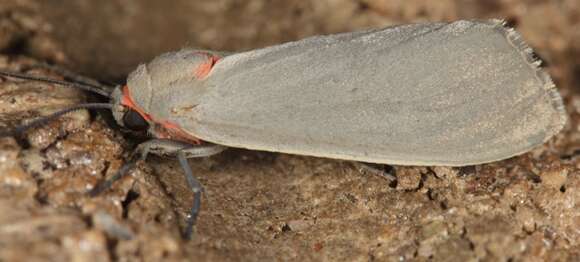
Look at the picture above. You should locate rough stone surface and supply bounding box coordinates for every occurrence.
[0,1,579,261]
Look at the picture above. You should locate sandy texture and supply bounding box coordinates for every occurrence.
[0,0,579,261]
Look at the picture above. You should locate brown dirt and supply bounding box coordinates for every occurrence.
[0,0,579,261]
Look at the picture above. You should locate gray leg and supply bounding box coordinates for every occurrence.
[137,139,227,158]
[87,139,171,196]
[355,162,397,182]
[88,153,140,196]
[88,139,226,239]
[177,151,203,240]
[140,139,226,239]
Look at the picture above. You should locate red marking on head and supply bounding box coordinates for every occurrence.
[194,54,220,79]
[121,85,152,121]
[120,85,201,144]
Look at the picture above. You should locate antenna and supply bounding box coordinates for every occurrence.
[0,103,114,137]
[0,70,112,97]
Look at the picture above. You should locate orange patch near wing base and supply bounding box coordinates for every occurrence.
[194,54,220,79]
[120,85,201,144]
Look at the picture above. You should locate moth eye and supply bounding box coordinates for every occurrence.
[122,109,149,131]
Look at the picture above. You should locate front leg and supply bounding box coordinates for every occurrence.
[137,139,227,159]
[135,139,227,239]
[89,139,227,239]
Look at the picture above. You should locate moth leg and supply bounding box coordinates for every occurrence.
[137,139,226,238]
[88,152,140,196]
[88,138,225,195]
[176,150,202,239]
[89,138,226,239]
[138,139,225,239]
[355,162,397,182]
[86,139,160,197]
[172,143,227,239]
[138,138,227,158]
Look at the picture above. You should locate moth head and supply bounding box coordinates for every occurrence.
[109,49,223,134]
[110,86,150,133]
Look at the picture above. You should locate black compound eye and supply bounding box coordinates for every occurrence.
[122,109,149,131]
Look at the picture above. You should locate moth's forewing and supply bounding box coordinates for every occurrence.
[159,20,565,166]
